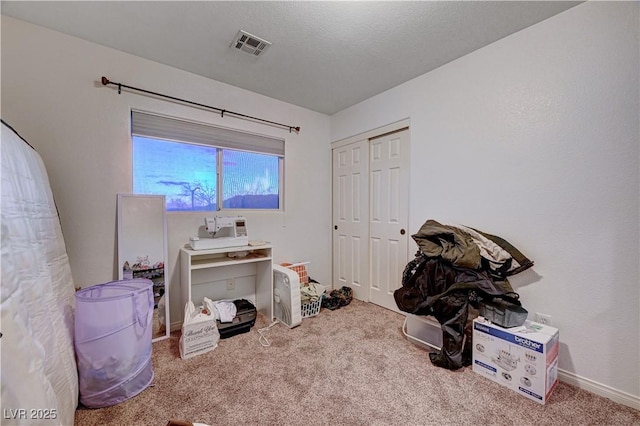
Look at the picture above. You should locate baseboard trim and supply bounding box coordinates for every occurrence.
[558,368,640,411]
[170,321,181,332]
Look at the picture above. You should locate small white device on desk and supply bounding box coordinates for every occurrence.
[189,216,249,250]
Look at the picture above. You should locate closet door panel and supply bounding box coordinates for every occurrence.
[332,140,369,301]
[369,130,410,312]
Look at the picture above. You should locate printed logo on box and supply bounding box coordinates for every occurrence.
[519,386,543,401]
[473,322,544,353]
[474,359,497,373]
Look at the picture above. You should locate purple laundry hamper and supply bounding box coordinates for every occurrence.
[74,279,155,408]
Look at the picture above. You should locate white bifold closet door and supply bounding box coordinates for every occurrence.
[332,139,370,301]
[332,128,410,312]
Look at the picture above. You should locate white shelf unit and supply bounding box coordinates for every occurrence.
[180,244,273,320]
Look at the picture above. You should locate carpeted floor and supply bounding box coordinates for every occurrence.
[74,300,640,425]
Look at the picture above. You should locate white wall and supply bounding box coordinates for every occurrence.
[1,16,332,328]
[332,2,639,401]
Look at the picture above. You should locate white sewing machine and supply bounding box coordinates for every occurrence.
[188,216,249,250]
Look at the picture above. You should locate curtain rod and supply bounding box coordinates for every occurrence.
[100,76,300,133]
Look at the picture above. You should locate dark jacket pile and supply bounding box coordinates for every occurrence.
[394,220,534,370]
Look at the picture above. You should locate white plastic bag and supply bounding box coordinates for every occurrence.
[179,297,220,359]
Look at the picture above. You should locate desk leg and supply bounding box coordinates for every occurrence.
[255,260,273,320]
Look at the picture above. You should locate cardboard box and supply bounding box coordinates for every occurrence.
[403,314,442,351]
[472,317,559,404]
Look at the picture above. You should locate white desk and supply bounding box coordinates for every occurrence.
[180,244,273,320]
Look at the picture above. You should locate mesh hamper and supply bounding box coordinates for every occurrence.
[74,279,154,408]
[301,283,326,318]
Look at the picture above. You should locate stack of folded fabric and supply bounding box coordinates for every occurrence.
[300,282,324,305]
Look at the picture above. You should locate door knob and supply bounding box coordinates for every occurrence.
[400,229,406,235]
[334,225,338,230]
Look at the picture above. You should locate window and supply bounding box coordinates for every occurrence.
[222,150,279,209]
[133,136,218,210]
[131,111,283,211]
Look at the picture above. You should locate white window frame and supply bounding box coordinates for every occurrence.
[131,110,284,211]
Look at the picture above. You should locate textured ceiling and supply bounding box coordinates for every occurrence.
[1,1,581,115]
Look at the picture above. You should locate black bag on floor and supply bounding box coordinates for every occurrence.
[216,299,257,339]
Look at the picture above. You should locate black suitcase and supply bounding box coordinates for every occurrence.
[217,299,257,339]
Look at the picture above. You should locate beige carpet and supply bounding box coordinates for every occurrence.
[74,300,640,425]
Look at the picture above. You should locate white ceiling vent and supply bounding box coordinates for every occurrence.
[231,30,271,57]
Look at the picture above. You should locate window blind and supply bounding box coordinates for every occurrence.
[131,111,285,156]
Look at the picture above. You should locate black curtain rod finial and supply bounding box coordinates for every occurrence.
[101,76,110,86]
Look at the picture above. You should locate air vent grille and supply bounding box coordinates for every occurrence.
[231,30,271,57]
